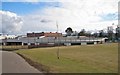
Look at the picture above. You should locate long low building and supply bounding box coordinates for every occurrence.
[1,36,107,47]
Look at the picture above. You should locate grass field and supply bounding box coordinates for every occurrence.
[15,43,118,73]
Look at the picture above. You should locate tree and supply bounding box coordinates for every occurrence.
[65,27,73,36]
[78,29,86,36]
[99,30,104,37]
[86,31,92,37]
[115,26,120,41]
[107,26,113,41]
[71,31,78,36]
[93,32,99,37]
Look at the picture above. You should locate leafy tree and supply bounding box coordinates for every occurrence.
[107,26,113,41]
[93,32,99,37]
[72,31,78,36]
[86,31,92,37]
[78,29,86,36]
[65,27,73,36]
[99,30,104,37]
[115,26,120,41]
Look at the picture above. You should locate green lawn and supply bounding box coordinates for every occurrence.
[15,43,118,73]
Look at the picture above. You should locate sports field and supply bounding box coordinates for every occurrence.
[15,43,118,73]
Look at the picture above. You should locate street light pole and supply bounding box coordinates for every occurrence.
[56,21,60,59]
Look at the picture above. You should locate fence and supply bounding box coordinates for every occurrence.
[1,45,28,51]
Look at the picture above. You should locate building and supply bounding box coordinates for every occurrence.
[27,32,62,37]
[1,32,108,50]
[116,26,120,41]
[0,35,18,39]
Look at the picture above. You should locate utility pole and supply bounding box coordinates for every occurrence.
[56,21,60,59]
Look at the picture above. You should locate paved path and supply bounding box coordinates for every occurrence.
[0,51,2,74]
[2,51,41,73]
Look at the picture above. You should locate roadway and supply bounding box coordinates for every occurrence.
[1,51,41,73]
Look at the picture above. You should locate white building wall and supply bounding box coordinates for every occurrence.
[81,42,87,45]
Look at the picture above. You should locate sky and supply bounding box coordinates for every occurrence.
[0,0,119,35]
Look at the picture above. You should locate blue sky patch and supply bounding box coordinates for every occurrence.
[2,2,62,15]
[100,12,118,21]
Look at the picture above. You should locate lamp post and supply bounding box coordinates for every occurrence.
[56,21,60,59]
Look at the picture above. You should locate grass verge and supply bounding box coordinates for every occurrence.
[15,43,118,73]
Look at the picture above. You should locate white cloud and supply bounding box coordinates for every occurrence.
[22,0,118,33]
[0,11,23,34]
[1,0,119,34]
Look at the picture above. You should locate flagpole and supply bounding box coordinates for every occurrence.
[56,21,60,59]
